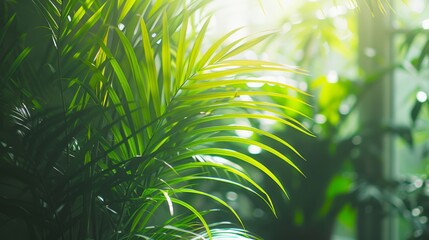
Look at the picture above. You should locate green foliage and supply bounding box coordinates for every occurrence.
[239,0,429,239]
[0,0,311,239]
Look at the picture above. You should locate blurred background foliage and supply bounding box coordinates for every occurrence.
[206,0,429,239]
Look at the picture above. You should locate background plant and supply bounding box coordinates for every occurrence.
[203,0,429,239]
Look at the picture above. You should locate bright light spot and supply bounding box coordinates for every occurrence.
[410,0,425,13]
[234,120,253,138]
[156,39,162,45]
[239,95,253,101]
[246,81,264,88]
[206,156,244,171]
[67,15,72,22]
[226,191,238,201]
[365,48,376,58]
[412,207,422,216]
[420,216,428,224]
[299,81,308,91]
[334,18,348,30]
[235,129,253,138]
[422,19,429,29]
[327,70,338,83]
[417,91,428,103]
[260,117,277,132]
[260,116,276,126]
[315,114,327,124]
[329,6,347,17]
[118,23,125,31]
[151,33,157,38]
[415,179,424,188]
[248,145,262,155]
[315,10,326,20]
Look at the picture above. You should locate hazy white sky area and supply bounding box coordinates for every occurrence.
[207,0,288,35]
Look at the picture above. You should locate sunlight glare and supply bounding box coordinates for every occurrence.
[329,6,347,17]
[248,145,262,155]
[315,114,327,124]
[235,129,253,138]
[315,10,326,20]
[422,19,429,30]
[417,91,428,103]
[410,0,425,13]
[247,81,265,88]
[239,95,253,101]
[234,119,253,138]
[327,70,338,83]
[364,48,376,58]
[299,81,308,91]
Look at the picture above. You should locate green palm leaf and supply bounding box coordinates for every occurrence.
[1,0,313,239]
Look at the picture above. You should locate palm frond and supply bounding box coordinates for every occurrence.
[1,0,312,239]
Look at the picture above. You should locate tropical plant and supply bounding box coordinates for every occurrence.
[219,1,360,239]
[0,0,312,239]
[225,1,419,239]
[390,16,429,239]
[239,0,429,239]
